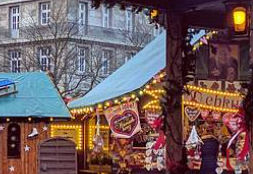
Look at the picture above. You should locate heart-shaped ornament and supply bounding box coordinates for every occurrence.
[110,110,138,136]
[185,106,200,122]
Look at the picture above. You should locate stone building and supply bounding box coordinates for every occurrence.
[0,0,163,96]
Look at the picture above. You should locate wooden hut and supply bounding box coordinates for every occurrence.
[0,72,71,174]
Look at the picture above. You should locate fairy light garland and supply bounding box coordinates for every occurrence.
[185,84,241,97]
[50,124,83,150]
[184,84,243,113]
[192,31,218,51]
[182,100,239,113]
[70,71,166,116]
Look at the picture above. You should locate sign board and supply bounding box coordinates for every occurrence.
[104,101,141,138]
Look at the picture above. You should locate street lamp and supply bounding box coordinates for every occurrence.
[225,1,250,37]
[233,7,247,33]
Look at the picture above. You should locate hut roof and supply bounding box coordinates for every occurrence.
[0,72,70,118]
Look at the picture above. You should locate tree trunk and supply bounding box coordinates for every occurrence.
[165,10,184,173]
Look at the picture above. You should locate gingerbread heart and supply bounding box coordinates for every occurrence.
[185,106,200,122]
[110,110,138,136]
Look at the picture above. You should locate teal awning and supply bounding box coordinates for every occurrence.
[68,31,166,108]
[0,72,70,118]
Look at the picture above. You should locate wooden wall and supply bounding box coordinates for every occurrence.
[0,122,49,174]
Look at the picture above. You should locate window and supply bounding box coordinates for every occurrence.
[10,6,19,38]
[78,47,87,72]
[10,50,21,73]
[79,2,88,26]
[125,10,133,31]
[101,50,112,74]
[8,123,21,158]
[38,47,51,71]
[40,2,50,25]
[102,5,111,28]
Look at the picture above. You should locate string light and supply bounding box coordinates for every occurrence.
[69,71,166,116]
[182,100,239,113]
[192,31,218,51]
[51,124,83,150]
[185,84,241,97]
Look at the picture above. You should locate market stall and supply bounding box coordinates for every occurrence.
[0,72,71,174]
[183,80,249,174]
[68,32,168,173]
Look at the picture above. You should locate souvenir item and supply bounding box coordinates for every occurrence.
[186,126,203,149]
[201,110,210,120]
[185,106,201,122]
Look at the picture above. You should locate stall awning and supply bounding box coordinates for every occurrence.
[68,31,166,108]
[0,72,70,118]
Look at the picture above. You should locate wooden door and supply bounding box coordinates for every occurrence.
[38,138,77,174]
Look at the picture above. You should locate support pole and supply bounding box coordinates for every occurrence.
[165,10,184,173]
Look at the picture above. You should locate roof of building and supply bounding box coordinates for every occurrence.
[0,72,70,118]
[68,31,166,108]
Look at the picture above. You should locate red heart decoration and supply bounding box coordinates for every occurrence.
[110,110,138,136]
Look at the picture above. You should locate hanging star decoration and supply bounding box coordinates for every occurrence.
[0,125,4,131]
[9,166,15,172]
[24,145,31,152]
[42,126,48,132]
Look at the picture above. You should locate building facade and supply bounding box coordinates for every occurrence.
[0,0,163,96]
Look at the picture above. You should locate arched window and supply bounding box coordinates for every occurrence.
[8,123,20,158]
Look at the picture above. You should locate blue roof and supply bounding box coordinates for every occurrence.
[68,31,166,108]
[0,72,70,118]
[0,79,14,87]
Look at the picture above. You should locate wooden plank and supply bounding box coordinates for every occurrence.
[39,156,76,162]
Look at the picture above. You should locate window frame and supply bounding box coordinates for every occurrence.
[38,47,51,71]
[125,9,133,31]
[39,2,51,25]
[102,5,111,28]
[79,2,88,26]
[101,49,112,75]
[77,47,88,72]
[9,6,20,38]
[9,50,21,73]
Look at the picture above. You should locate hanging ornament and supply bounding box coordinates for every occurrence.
[24,145,31,152]
[157,156,164,171]
[0,125,4,131]
[9,166,15,172]
[200,109,209,120]
[185,106,200,122]
[27,128,39,139]
[212,111,221,121]
[234,164,242,174]
[216,145,224,174]
[153,131,166,150]
[42,126,48,132]
[92,110,104,154]
[185,126,203,149]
